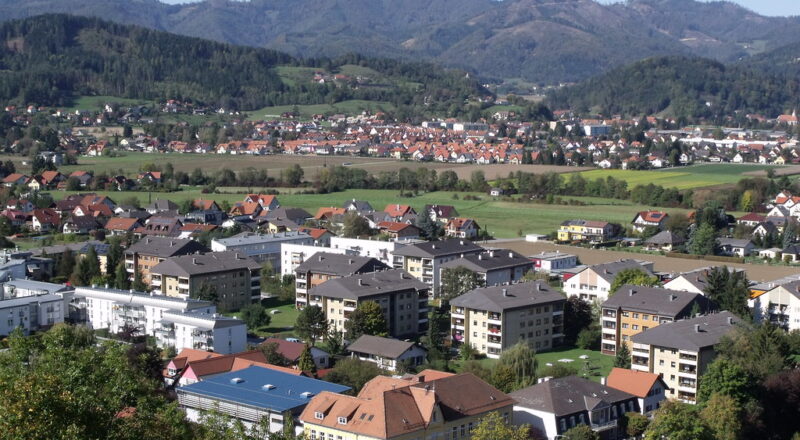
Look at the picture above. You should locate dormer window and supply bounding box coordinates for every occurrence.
[337,416,347,425]
[314,412,324,420]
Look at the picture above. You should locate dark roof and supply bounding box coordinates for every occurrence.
[450,281,564,313]
[584,259,653,283]
[147,199,178,211]
[631,311,743,351]
[644,230,686,245]
[125,236,209,257]
[264,207,312,223]
[295,252,388,276]
[441,249,532,272]
[310,269,428,300]
[151,251,261,277]
[393,239,483,258]
[79,242,110,256]
[601,285,706,317]
[342,199,374,212]
[347,335,421,359]
[510,376,636,417]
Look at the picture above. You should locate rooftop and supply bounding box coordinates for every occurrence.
[393,239,483,258]
[450,281,564,313]
[125,236,208,257]
[151,251,260,277]
[441,249,532,272]
[309,269,428,300]
[295,252,388,276]
[631,311,743,351]
[510,376,635,417]
[347,335,420,359]
[212,231,310,247]
[601,284,707,316]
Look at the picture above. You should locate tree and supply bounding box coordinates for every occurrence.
[759,369,800,440]
[239,304,270,330]
[624,412,650,438]
[716,322,790,381]
[258,342,288,366]
[471,411,531,440]
[324,329,345,356]
[700,393,743,440]
[295,305,328,346]
[65,176,81,191]
[341,212,372,238]
[281,164,304,187]
[609,268,659,296]
[696,358,755,405]
[84,245,102,278]
[57,250,76,281]
[440,266,484,301]
[490,364,517,393]
[192,283,218,303]
[414,208,440,240]
[614,343,631,368]
[702,266,751,319]
[470,170,488,192]
[576,326,600,350]
[562,424,599,440]
[645,401,714,440]
[688,222,717,255]
[114,262,130,290]
[297,344,317,375]
[345,301,388,339]
[563,297,593,345]
[324,358,386,393]
[132,270,147,291]
[106,237,123,274]
[497,342,537,390]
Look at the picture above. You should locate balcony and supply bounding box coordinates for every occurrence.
[602,333,616,342]
[590,419,618,431]
[679,364,697,375]
[488,325,501,334]
[678,353,697,361]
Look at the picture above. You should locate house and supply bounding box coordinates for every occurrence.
[451,281,565,358]
[643,230,686,251]
[383,204,416,220]
[631,311,743,404]
[342,199,374,214]
[376,221,421,239]
[124,236,209,284]
[136,216,183,238]
[62,215,99,235]
[146,199,179,215]
[229,201,263,219]
[211,231,313,272]
[1,278,71,300]
[441,249,532,286]
[631,211,668,233]
[39,170,65,188]
[178,223,218,239]
[192,199,221,212]
[104,217,142,235]
[243,194,280,211]
[489,187,504,197]
[68,171,93,187]
[557,220,617,243]
[600,285,708,356]
[750,280,800,331]
[162,348,223,386]
[137,171,162,184]
[150,251,262,311]
[737,212,766,227]
[260,338,330,370]
[173,350,303,387]
[2,173,30,187]
[264,207,312,226]
[511,376,638,440]
[178,366,349,433]
[445,218,480,239]
[716,238,754,257]
[663,266,744,295]
[605,368,667,414]
[425,204,459,224]
[294,253,390,308]
[346,335,427,372]
[307,269,429,339]
[563,259,654,302]
[529,251,578,274]
[300,372,513,440]
[781,244,800,263]
[30,208,60,232]
[393,239,484,296]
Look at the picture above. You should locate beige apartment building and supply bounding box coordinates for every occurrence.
[450,281,565,358]
[124,236,208,285]
[631,311,742,404]
[393,239,483,297]
[150,251,261,312]
[294,252,388,309]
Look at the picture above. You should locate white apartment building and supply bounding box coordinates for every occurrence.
[211,231,313,272]
[751,280,800,331]
[280,237,409,277]
[563,259,654,302]
[0,293,64,336]
[154,310,246,354]
[280,243,350,277]
[529,251,578,273]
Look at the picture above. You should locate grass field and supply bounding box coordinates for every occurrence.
[580,164,783,190]
[451,347,612,383]
[61,95,154,112]
[229,297,299,338]
[246,100,395,121]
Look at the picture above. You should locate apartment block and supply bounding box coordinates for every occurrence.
[630,311,742,404]
[450,281,565,358]
[393,238,483,296]
[563,259,654,302]
[124,236,209,285]
[600,285,708,355]
[307,269,429,339]
[150,251,261,312]
[0,293,64,336]
[557,219,616,242]
[295,253,388,309]
[211,231,313,272]
[441,249,533,286]
[154,310,246,354]
[529,251,578,274]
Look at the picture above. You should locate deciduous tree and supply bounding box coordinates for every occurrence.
[345,301,388,339]
[295,305,328,346]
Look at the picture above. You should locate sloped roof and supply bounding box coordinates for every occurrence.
[310,269,428,300]
[606,368,665,398]
[151,251,260,277]
[347,335,419,359]
[295,252,387,276]
[631,311,743,351]
[510,376,635,416]
[450,281,563,313]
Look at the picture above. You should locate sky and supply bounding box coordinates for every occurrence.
[159,0,800,17]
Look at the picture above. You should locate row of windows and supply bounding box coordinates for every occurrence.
[622,312,660,321]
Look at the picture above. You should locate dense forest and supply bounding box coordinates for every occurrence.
[0,14,486,114]
[548,54,800,120]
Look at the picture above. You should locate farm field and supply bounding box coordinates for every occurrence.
[579,163,786,190]
[245,100,395,121]
[61,95,154,112]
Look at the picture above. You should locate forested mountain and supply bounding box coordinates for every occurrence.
[0,14,486,113]
[547,52,800,119]
[0,0,799,83]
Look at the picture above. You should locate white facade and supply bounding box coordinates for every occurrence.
[750,285,800,331]
[155,311,247,354]
[329,237,405,266]
[0,294,64,336]
[663,276,705,295]
[563,271,613,302]
[530,252,577,273]
[280,244,350,277]
[211,232,313,272]
[2,279,71,299]
[512,406,560,440]
[349,344,427,372]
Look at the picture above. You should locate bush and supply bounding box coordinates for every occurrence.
[576,326,600,350]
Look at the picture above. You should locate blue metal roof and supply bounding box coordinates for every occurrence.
[178,366,350,412]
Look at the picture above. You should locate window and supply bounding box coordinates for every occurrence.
[314,412,324,420]
[633,313,639,318]
[622,323,629,329]
[632,325,639,330]
[337,417,347,425]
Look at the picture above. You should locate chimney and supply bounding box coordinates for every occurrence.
[600,377,606,385]
[536,283,541,291]
[348,259,353,265]
[170,241,174,247]
[478,254,483,260]
[460,240,464,245]
[417,375,425,383]
[670,294,676,302]
[318,255,323,262]
[694,324,701,333]
[509,252,514,258]
[628,288,634,296]
[193,258,197,265]
[358,279,363,286]
[489,250,495,258]
[502,288,508,297]
[727,316,734,325]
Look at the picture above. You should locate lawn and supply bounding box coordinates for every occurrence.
[230,297,299,338]
[451,347,613,383]
[579,164,783,190]
[245,100,395,121]
[60,95,154,112]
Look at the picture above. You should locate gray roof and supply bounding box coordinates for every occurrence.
[295,252,388,276]
[441,249,532,273]
[450,281,564,313]
[510,376,635,417]
[212,231,310,247]
[29,240,103,256]
[3,279,71,294]
[667,266,742,293]
[529,251,576,261]
[161,310,245,329]
[264,207,312,223]
[309,269,428,300]
[347,335,421,359]
[393,239,483,258]
[342,199,374,212]
[151,251,261,277]
[125,236,209,257]
[717,238,753,248]
[631,311,743,351]
[601,285,707,317]
[147,199,178,211]
[0,293,64,309]
[645,230,686,245]
[751,274,800,292]
[584,259,653,284]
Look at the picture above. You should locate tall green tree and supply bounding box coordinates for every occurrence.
[297,344,317,375]
[700,393,743,440]
[497,342,537,390]
[294,305,328,346]
[563,296,593,346]
[562,424,599,440]
[614,343,631,368]
[609,268,659,296]
[440,266,484,301]
[341,212,372,238]
[645,401,714,440]
[239,304,270,329]
[414,208,440,240]
[106,237,123,274]
[114,262,130,290]
[696,358,756,405]
[345,301,388,339]
[324,358,386,393]
[703,267,751,319]
[57,250,76,281]
[688,223,717,255]
[192,283,218,303]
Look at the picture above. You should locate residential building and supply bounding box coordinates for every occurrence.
[2,278,71,299]
[631,211,668,232]
[393,239,484,296]
[154,310,247,354]
[124,236,209,285]
[557,220,617,243]
[750,279,800,331]
[150,251,261,311]
[178,366,349,433]
[243,194,280,211]
[346,335,427,372]
[172,350,303,387]
[511,376,638,440]
[425,204,459,223]
[342,199,373,214]
[300,372,513,440]
[605,368,667,414]
[294,253,388,308]
[260,337,330,370]
[529,251,578,274]
[329,236,406,267]
[643,231,686,251]
[211,231,313,271]
[445,217,480,239]
[146,199,178,215]
[280,244,350,278]
[441,249,532,286]
[630,311,743,403]
[600,285,708,355]
[162,348,222,386]
[663,266,742,296]
[307,269,429,338]
[0,294,64,336]
[450,281,565,358]
[563,259,654,302]
[135,216,184,238]
[376,221,421,239]
[716,238,754,257]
